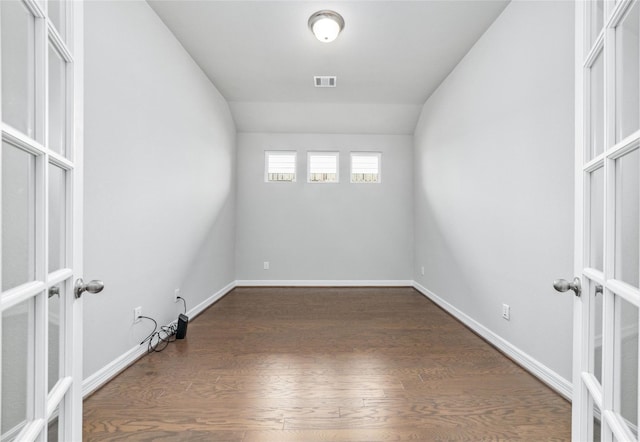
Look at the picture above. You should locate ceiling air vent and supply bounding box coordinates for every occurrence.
[314,76,337,88]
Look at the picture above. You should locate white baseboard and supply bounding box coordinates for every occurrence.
[412,282,573,401]
[82,280,237,398]
[236,279,413,287]
[82,342,147,398]
[187,280,237,319]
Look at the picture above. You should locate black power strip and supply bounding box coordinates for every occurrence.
[176,313,189,339]
[137,297,189,352]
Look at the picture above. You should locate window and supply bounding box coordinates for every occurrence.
[265,151,296,182]
[308,152,339,183]
[351,152,381,183]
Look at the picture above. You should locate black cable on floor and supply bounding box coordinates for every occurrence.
[138,315,178,353]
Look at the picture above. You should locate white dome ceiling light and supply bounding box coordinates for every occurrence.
[308,10,345,43]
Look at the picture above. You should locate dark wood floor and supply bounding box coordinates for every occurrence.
[83,287,571,441]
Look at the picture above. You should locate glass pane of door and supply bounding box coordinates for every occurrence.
[49,164,66,272]
[594,401,602,442]
[589,51,605,161]
[47,406,60,442]
[1,297,35,440]
[591,167,605,270]
[48,283,64,392]
[592,280,604,383]
[0,0,36,138]
[2,141,36,291]
[46,407,62,442]
[615,148,639,287]
[590,0,605,47]
[615,297,638,434]
[615,1,639,142]
[48,43,67,157]
[48,0,66,41]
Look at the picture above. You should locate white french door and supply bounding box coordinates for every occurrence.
[0,0,85,440]
[573,0,640,440]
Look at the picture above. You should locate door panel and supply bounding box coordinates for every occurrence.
[0,0,84,440]
[575,1,640,440]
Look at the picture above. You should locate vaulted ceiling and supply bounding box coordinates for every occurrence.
[148,0,510,134]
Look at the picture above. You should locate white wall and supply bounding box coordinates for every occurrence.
[413,0,575,381]
[229,102,422,135]
[83,1,236,378]
[236,133,413,282]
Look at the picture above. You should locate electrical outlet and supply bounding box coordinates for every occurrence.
[134,306,142,323]
[263,261,270,270]
[421,266,425,276]
[174,288,180,302]
[502,304,510,321]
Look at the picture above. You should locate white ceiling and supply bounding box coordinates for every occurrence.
[147,0,510,134]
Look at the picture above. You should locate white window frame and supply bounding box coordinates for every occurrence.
[350,152,382,184]
[307,151,339,184]
[264,150,296,183]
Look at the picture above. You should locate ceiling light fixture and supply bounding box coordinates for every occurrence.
[308,10,344,43]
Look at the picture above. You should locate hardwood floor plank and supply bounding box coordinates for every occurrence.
[84,409,284,431]
[215,373,414,386]
[242,427,521,442]
[83,287,571,440]
[284,407,570,431]
[84,429,245,442]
